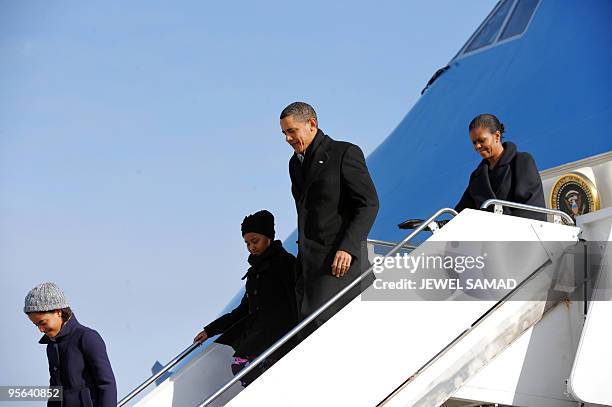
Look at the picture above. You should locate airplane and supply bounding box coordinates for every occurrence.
[118,0,612,406]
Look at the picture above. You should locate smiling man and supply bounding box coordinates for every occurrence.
[280,102,379,327]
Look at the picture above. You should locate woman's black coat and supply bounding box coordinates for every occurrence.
[204,240,298,357]
[455,141,546,221]
[39,315,117,407]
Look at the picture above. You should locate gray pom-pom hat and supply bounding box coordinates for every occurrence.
[24,282,70,313]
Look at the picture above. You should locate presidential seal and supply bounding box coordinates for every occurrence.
[550,172,600,223]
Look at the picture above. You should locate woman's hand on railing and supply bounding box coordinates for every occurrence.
[193,329,209,344]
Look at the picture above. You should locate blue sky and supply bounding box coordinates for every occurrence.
[0,0,495,401]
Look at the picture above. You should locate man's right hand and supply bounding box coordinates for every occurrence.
[331,250,352,277]
[193,330,208,344]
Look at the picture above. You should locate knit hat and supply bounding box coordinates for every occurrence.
[24,282,70,313]
[241,210,275,239]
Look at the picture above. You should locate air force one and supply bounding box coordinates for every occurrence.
[120,1,612,406]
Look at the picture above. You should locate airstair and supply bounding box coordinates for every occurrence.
[119,201,612,407]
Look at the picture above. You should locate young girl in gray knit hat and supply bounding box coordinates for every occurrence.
[24,282,117,407]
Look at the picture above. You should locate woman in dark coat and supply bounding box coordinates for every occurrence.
[24,282,117,407]
[455,114,546,221]
[193,210,297,385]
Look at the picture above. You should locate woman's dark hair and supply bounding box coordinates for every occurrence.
[469,113,505,136]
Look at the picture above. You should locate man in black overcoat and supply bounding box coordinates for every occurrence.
[280,102,379,326]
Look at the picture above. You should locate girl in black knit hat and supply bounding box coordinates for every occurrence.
[193,210,298,386]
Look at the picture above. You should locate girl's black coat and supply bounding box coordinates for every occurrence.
[204,240,298,357]
[455,141,546,220]
[39,315,117,407]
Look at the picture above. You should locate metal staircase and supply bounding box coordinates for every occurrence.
[118,202,602,407]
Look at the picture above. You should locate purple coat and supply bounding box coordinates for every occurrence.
[39,315,117,407]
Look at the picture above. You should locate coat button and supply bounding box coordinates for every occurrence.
[253,289,258,295]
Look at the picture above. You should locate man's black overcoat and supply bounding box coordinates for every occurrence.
[289,130,379,320]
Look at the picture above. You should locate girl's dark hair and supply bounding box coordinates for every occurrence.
[60,307,73,322]
[25,307,72,319]
[469,113,505,136]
